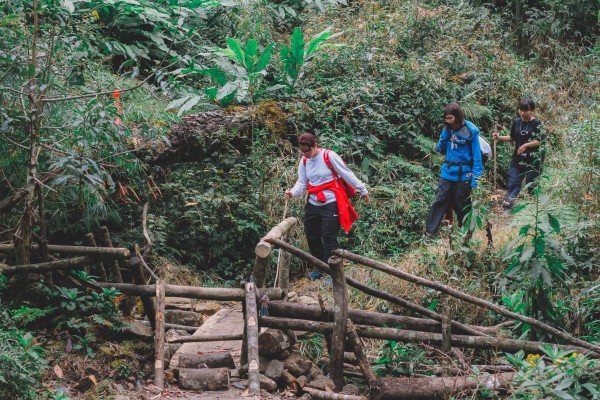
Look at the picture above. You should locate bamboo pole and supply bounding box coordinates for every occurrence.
[253,217,298,287]
[129,257,155,330]
[154,279,165,390]
[267,301,504,336]
[0,243,130,258]
[245,281,260,396]
[329,256,348,391]
[0,256,88,275]
[346,320,376,387]
[92,282,283,301]
[167,333,244,343]
[99,226,123,283]
[258,317,596,357]
[84,233,108,282]
[265,237,486,337]
[334,249,600,356]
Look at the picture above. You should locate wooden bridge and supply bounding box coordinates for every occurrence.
[1,219,599,399]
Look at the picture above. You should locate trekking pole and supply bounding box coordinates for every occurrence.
[493,122,498,190]
[273,198,289,288]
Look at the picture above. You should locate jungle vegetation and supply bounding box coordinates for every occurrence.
[0,0,598,398]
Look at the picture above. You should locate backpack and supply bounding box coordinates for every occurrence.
[303,150,357,199]
[479,136,492,166]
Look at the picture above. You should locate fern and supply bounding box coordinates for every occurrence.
[9,306,55,326]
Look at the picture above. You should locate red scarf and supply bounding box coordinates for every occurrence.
[307,180,358,234]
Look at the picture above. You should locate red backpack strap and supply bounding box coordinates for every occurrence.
[323,149,332,169]
[302,156,307,166]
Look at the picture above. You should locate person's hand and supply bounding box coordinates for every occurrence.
[517,144,527,155]
[361,193,370,203]
[492,132,499,140]
[284,190,293,200]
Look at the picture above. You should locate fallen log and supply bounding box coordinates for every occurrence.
[178,352,235,369]
[141,320,198,333]
[178,367,229,390]
[267,301,504,336]
[0,256,88,275]
[335,249,600,356]
[369,372,514,400]
[0,243,129,258]
[167,333,243,343]
[258,317,596,357]
[92,282,283,301]
[138,102,289,166]
[303,386,367,400]
[258,328,292,356]
[265,237,486,337]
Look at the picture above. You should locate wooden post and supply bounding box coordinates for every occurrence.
[154,279,165,390]
[240,281,248,366]
[245,280,260,396]
[99,226,123,283]
[441,296,451,354]
[84,233,108,282]
[329,255,348,391]
[276,231,292,299]
[129,257,156,330]
[318,294,333,354]
[346,320,376,387]
[254,217,298,288]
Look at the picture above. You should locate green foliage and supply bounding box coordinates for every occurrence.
[38,281,126,358]
[506,346,600,399]
[0,305,49,399]
[280,27,336,91]
[372,341,431,377]
[500,177,576,333]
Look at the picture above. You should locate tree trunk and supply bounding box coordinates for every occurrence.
[329,256,348,391]
[369,372,514,400]
[177,353,235,369]
[154,279,166,390]
[137,102,289,166]
[178,368,230,391]
[245,281,261,396]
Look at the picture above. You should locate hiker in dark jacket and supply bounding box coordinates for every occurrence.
[284,132,369,277]
[426,103,483,238]
[493,98,545,213]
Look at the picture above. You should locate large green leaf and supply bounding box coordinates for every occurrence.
[290,27,305,65]
[254,42,274,72]
[226,37,245,66]
[547,212,561,233]
[245,39,258,73]
[306,28,334,58]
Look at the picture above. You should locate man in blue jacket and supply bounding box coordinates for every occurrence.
[426,103,483,238]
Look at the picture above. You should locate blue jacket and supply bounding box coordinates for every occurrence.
[435,120,483,187]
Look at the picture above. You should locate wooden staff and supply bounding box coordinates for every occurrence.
[494,121,499,190]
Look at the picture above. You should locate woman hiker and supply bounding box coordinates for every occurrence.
[284,132,369,278]
[425,103,483,239]
[493,98,545,214]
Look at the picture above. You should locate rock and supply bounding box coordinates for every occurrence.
[287,291,298,302]
[259,374,278,392]
[264,359,284,381]
[307,374,335,391]
[284,354,313,377]
[165,297,192,310]
[124,319,153,337]
[297,296,319,306]
[308,365,322,379]
[342,383,360,395]
[193,302,222,316]
[164,310,203,326]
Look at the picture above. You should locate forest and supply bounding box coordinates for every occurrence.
[0,0,599,399]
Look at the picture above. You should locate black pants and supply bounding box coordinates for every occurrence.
[426,178,472,236]
[304,202,340,264]
[503,164,540,209]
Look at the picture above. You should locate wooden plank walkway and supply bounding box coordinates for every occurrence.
[170,307,244,369]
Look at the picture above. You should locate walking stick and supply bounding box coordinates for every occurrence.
[273,199,289,288]
[494,122,498,190]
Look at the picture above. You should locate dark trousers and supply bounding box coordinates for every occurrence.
[304,202,340,264]
[503,164,540,209]
[426,178,472,236]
